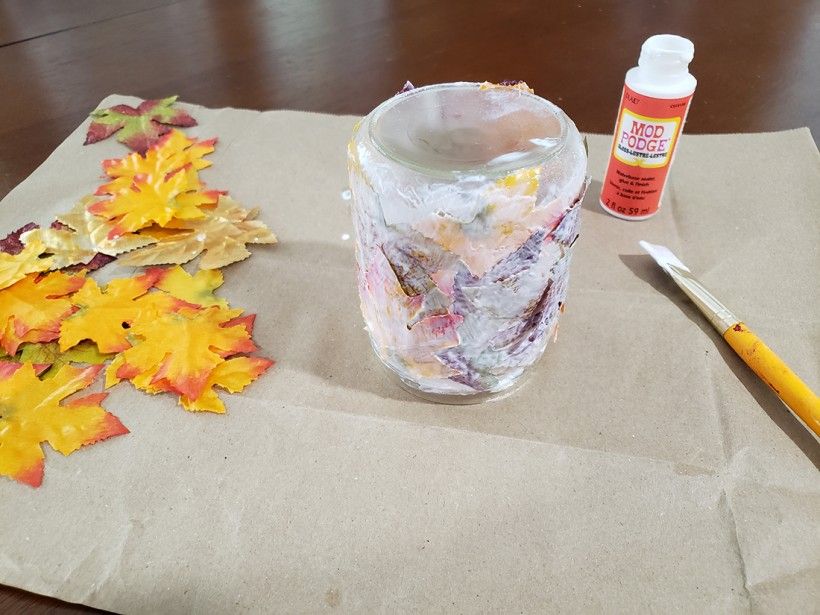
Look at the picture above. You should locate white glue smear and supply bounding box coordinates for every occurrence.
[529,137,563,148]
[486,151,530,167]
[485,137,563,167]
[639,240,690,273]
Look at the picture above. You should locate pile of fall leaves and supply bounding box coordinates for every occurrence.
[0,97,276,488]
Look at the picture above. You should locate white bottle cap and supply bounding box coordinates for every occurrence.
[638,34,694,77]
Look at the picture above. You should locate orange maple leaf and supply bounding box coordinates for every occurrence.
[105,306,257,400]
[179,356,273,413]
[0,271,85,355]
[59,270,172,353]
[0,363,128,488]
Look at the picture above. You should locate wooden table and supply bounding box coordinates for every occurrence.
[1,0,816,612]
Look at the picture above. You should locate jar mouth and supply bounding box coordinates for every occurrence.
[366,82,569,179]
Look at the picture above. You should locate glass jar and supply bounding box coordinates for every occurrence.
[348,82,588,403]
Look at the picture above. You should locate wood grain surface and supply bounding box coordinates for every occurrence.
[1,0,817,612]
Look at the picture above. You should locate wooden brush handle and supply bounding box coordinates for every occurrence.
[723,323,820,438]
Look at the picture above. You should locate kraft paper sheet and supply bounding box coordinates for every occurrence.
[0,96,817,613]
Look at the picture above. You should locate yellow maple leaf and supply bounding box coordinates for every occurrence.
[117,196,277,269]
[180,356,273,413]
[98,130,216,195]
[150,265,228,308]
[0,237,53,291]
[57,197,157,256]
[0,363,128,488]
[105,306,257,400]
[59,270,170,353]
[0,271,85,355]
[87,169,219,236]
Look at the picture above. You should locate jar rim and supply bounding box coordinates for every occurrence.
[365,82,569,179]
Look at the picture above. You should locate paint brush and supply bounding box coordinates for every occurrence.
[639,240,820,439]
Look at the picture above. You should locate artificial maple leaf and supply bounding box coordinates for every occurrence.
[0,363,128,487]
[0,223,38,255]
[0,271,85,355]
[5,223,112,275]
[0,362,49,379]
[117,196,277,269]
[20,227,96,270]
[21,340,110,364]
[105,316,268,413]
[97,130,216,195]
[95,165,206,218]
[106,306,257,400]
[15,341,113,379]
[180,356,274,413]
[0,236,53,291]
[47,221,116,273]
[87,168,219,237]
[0,362,19,377]
[1,341,109,366]
[113,226,199,265]
[57,197,157,256]
[84,96,197,154]
[149,265,228,308]
[60,253,116,274]
[59,271,167,354]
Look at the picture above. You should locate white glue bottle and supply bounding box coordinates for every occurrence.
[599,34,696,220]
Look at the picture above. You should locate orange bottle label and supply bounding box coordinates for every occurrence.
[600,84,692,218]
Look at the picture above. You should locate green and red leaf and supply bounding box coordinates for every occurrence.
[84,96,197,154]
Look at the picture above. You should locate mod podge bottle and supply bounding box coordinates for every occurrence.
[600,34,696,220]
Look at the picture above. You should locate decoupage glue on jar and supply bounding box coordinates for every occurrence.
[600,34,696,220]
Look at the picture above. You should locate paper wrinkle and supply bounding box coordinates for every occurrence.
[77,517,142,605]
[30,503,131,605]
[2,527,124,606]
[705,332,820,606]
[266,392,722,477]
[717,488,753,608]
[724,446,820,494]
[199,390,734,503]
[569,289,816,328]
[707,340,818,489]
[730,483,820,586]
[706,338,757,606]
[746,564,820,592]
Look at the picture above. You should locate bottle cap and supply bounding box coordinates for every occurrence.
[638,34,694,76]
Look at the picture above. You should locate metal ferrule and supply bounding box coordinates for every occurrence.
[667,265,740,334]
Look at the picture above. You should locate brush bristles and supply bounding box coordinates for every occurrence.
[638,240,690,273]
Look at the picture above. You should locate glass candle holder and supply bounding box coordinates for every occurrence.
[348,82,588,403]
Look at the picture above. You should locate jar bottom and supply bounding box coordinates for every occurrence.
[384,364,529,405]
